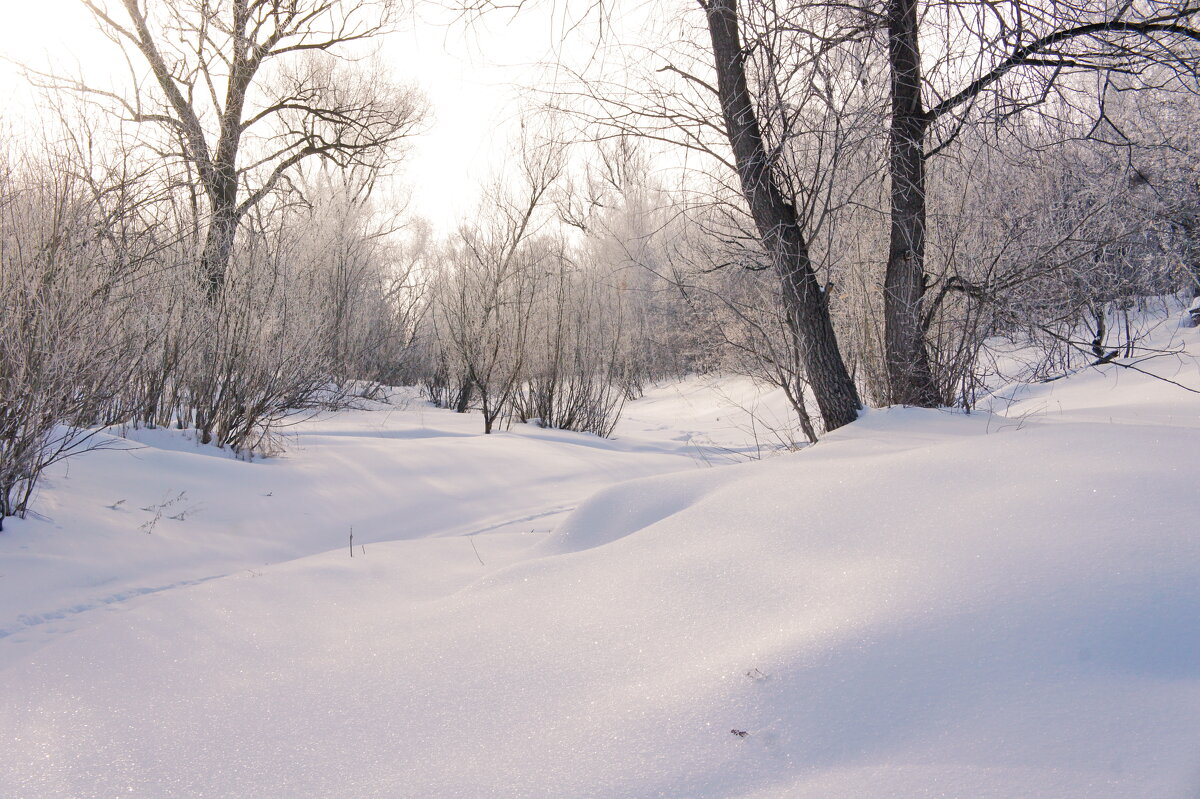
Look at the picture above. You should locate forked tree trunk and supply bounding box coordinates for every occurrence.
[704,0,861,432]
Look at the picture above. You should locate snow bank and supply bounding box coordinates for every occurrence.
[2,328,1199,798]
[0,397,705,669]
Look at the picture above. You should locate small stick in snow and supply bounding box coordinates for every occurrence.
[349,528,353,558]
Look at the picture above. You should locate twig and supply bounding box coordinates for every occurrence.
[1109,359,1200,393]
[468,535,485,566]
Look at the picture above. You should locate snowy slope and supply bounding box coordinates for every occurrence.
[2,321,1199,798]
[0,392,738,669]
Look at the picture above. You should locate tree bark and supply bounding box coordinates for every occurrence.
[200,204,240,301]
[884,0,941,407]
[455,381,473,414]
[703,0,861,431]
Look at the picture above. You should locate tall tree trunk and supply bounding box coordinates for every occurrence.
[884,0,941,407]
[704,0,861,432]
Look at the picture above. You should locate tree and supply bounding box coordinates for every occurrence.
[63,0,424,299]
[550,0,1200,417]
[433,132,563,433]
[881,0,1200,405]
[548,0,877,431]
[698,0,864,431]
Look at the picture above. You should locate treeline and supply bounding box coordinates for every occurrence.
[4,0,1200,526]
[5,97,1199,522]
[417,136,702,436]
[670,90,1200,427]
[0,139,423,521]
[563,0,1200,429]
[0,120,715,524]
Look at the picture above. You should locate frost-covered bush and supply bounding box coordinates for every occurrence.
[0,152,139,524]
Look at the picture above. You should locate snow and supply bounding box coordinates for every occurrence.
[2,319,1200,798]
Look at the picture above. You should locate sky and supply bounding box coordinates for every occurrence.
[0,0,620,233]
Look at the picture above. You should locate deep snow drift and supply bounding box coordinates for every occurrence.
[2,323,1199,798]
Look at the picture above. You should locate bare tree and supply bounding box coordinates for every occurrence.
[291,172,429,391]
[433,132,563,433]
[558,137,716,393]
[880,0,1200,405]
[54,0,424,298]
[553,0,873,431]
[917,112,1193,394]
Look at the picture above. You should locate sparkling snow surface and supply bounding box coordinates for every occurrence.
[2,328,1199,798]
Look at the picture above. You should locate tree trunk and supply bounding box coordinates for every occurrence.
[455,381,473,414]
[704,0,861,432]
[883,0,941,407]
[198,147,243,300]
[200,206,239,301]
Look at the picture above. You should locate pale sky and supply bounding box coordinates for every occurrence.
[0,0,628,233]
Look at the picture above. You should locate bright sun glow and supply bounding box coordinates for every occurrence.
[0,0,581,232]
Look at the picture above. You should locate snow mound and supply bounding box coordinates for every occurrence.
[545,466,730,553]
[443,398,1200,798]
[2,325,1200,798]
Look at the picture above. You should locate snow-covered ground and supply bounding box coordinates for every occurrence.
[2,320,1199,798]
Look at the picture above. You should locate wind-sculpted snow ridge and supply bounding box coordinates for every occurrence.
[543,467,732,554]
[1,322,1199,798]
